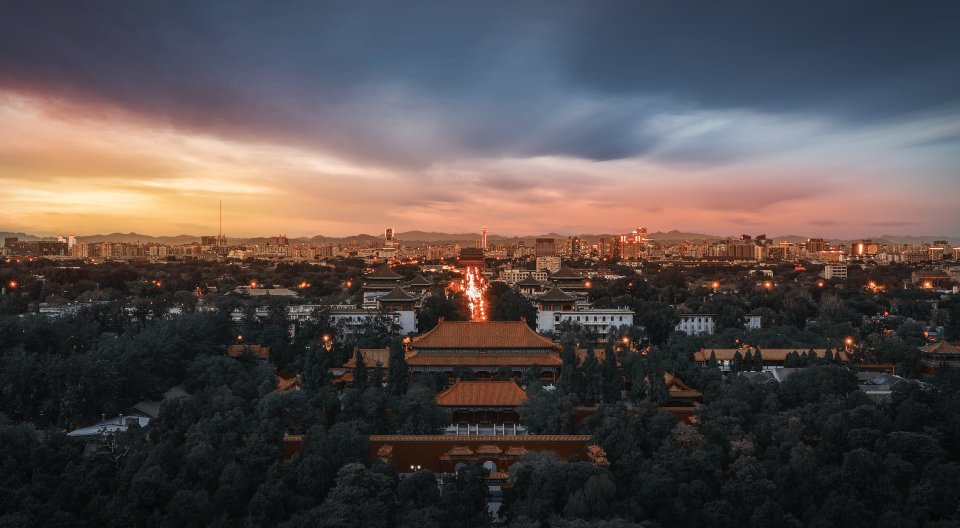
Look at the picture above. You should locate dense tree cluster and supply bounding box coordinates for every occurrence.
[509,364,960,527]
[2,258,959,526]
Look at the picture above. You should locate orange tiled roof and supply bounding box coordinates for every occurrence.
[664,373,702,399]
[344,348,391,368]
[411,320,561,350]
[921,340,960,354]
[448,446,474,457]
[476,445,503,456]
[227,344,270,359]
[694,347,847,363]
[276,371,301,392]
[574,348,620,366]
[405,351,562,367]
[435,380,527,407]
[505,446,528,456]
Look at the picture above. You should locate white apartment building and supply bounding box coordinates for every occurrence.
[675,313,764,335]
[676,314,716,335]
[537,307,634,336]
[500,269,549,285]
[821,264,848,280]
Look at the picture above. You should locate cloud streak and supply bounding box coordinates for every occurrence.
[0,1,958,237]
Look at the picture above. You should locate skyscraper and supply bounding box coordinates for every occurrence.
[535,238,556,257]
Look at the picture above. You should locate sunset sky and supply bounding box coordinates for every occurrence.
[1,1,958,238]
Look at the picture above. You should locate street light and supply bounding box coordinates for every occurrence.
[322,334,332,352]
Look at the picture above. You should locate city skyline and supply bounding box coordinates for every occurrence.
[2,1,959,238]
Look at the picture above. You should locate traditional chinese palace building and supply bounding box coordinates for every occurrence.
[368,434,607,475]
[405,320,562,383]
[436,380,527,435]
[694,347,850,370]
[361,266,404,308]
[919,340,960,374]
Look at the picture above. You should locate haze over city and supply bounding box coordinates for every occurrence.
[2,1,959,238]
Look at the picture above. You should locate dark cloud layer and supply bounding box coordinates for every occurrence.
[1,0,958,167]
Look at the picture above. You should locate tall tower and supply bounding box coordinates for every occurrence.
[481,226,488,250]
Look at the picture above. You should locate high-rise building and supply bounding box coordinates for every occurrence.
[806,238,827,253]
[481,226,488,250]
[853,239,879,256]
[535,238,556,257]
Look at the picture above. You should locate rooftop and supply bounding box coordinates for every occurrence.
[694,347,848,363]
[405,352,563,367]
[550,266,584,280]
[537,284,578,302]
[664,373,703,399]
[921,340,960,355]
[343,348,391,368]
[406,273,434,287]
[516,274,545,287]
[410,320,561,350]
[366,266,403,280]
[378,285,419,302]
[435,380,527,407]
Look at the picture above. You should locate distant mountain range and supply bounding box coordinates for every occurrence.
[2,230,957,247]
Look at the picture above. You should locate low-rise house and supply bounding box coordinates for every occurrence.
[694,347,849,370]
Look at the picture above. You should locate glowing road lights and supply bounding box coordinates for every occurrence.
[249,280,258,288]
[461,266,489,321]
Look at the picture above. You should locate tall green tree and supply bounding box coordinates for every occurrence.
[352,349,368,392]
